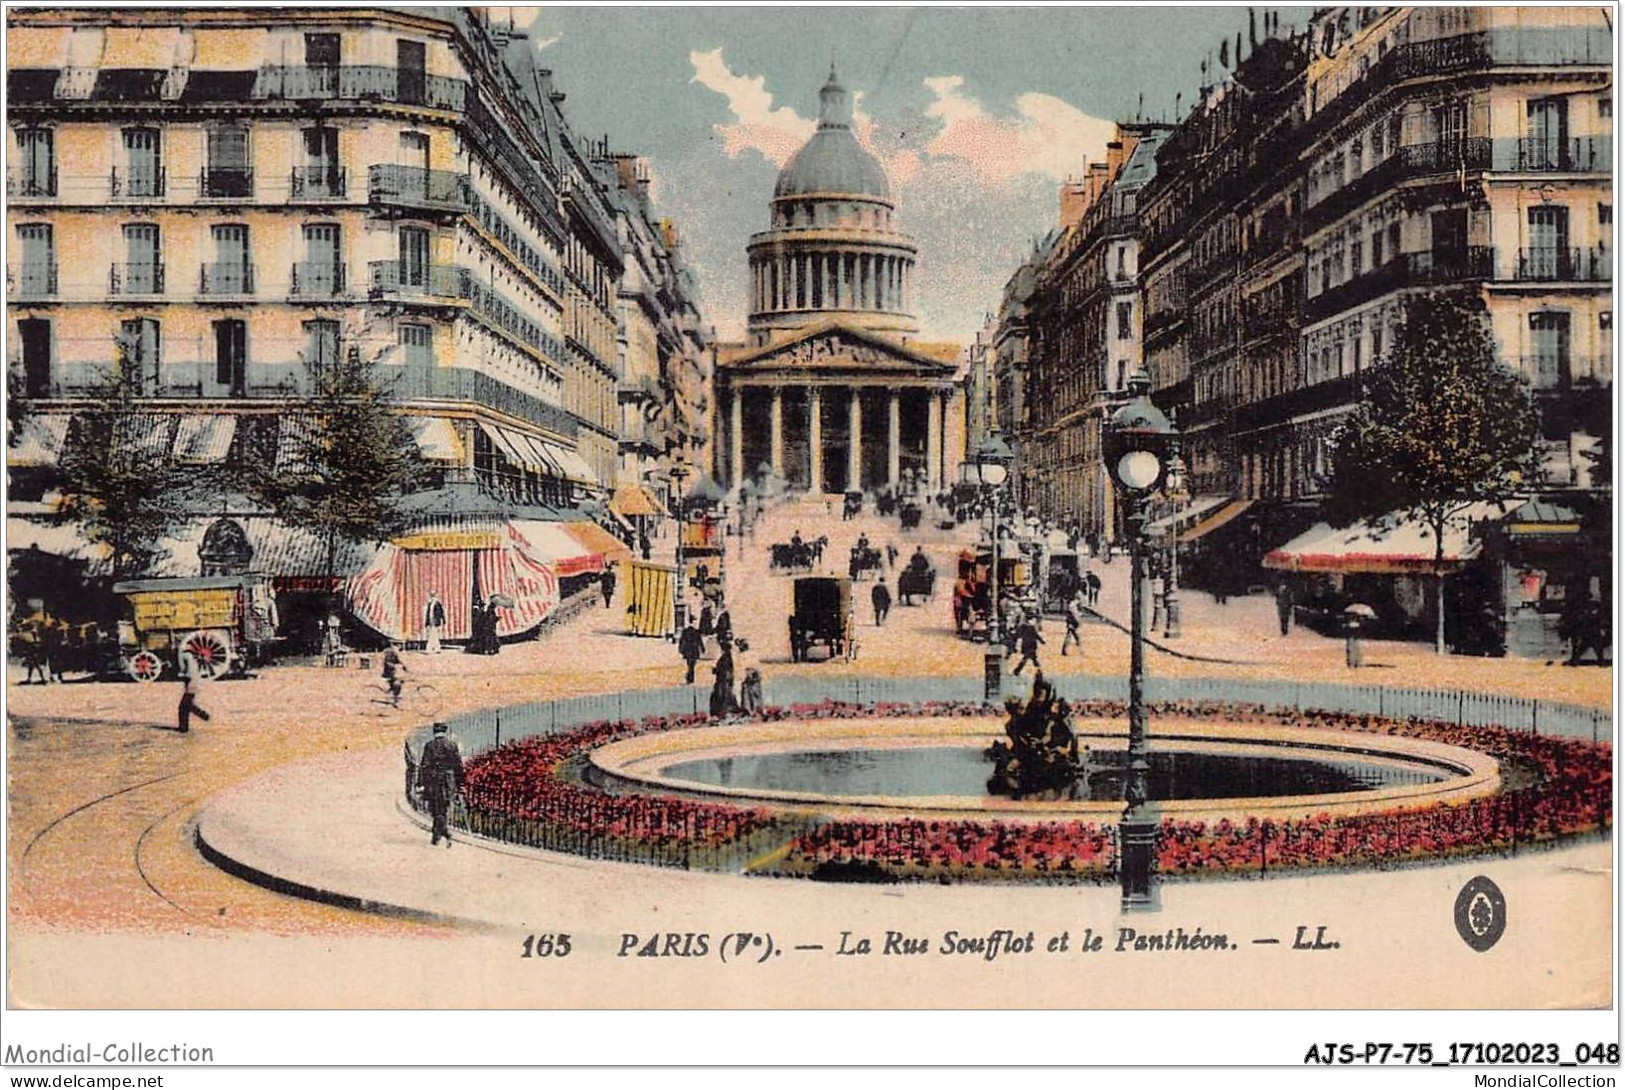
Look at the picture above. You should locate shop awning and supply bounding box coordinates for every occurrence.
[275,416,317,473]
[610,480,668,518]
[1146,494,1229,537]
[128,414,177,458]
[1179,498,1253,544]
[173,414,237,464]
[478,421,534,471]
[147,516,378,579]
[7,415,70,467]
[512,518,604,576]
[1502,499,1583,537]
[1263,504,1510,574]
[564,520,632,566]
[543,441,598,486]
[407,416,463,463]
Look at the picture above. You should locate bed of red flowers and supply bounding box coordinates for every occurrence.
[444,698,1610,881]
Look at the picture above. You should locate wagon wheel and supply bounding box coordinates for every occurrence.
[126,649,164,684]
[178,629,232,678]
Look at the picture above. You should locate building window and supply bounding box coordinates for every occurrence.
[119,128,163,198]
[1116,301,1133,340]
[1529,310,1571,388]
[303,319,341,376]
[206,224,252,294]
[400,323,433,367]
[397,225,430,288]
[1525,96,1570,169]
[299,224,343,295]
[1600,202,1613,226]
[298,126,342,197]
[204,125,252,197]
[213,318,247,396]
[19,317,51,397]
[397,39,426,105]
[1600,95,1613,119]
[14,127,55,197]
[118,317,160,392]
[16,223,54,295]
[120,223,161,294]
[1524,205,1571,278]
[305,33,340,94]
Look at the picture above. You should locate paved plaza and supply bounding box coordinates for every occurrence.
[6,500,1613,1006]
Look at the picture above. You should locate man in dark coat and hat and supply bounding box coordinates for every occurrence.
[416,721,465,848]
[678,615,705,683]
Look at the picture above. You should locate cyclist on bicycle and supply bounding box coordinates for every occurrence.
[381,642,406,708]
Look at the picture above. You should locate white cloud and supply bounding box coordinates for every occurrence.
[689,47,815,167]
[921,75,1117,187]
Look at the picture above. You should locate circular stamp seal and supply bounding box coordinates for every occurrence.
[1454,875,1507,952]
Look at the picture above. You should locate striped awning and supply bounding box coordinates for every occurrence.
[564,520,632,565]
[127,414,177,458]
[7,415,70,467]
[1263,504,1511,575]
[173,414,237,464]
[1178,499,1253,544]
[407,416,463,463]
[6,516,109,571]
[147,516,377,579]
[511,518,604,576]
[543,441,598,486]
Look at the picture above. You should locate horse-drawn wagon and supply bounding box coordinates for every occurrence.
[111,574,278,681]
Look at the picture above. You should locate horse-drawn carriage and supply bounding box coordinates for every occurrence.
[770,534,827,572]
[899,501,923,531]
[842,491,863,521]
[896,553,936,605]
[848,540,884,581]
[111,574,278,681]
[788,576,856,663]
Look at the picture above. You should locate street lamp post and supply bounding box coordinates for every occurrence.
[962,433,1014,703]
[669,461,690,631]
[1104,368,1177,912]
[1163,434,1186,641]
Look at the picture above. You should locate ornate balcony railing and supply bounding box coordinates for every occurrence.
[109,167,165,199]
[1513,135,1612,172]
[109,262,164,295]
[367,260,465,299]
[252,65,467,112]
[1303,247,1495,322]
[13,261,58,298]
[368,164,469,213]
[290,165,347,199]
[200,166,254,199]
[8,167,56,198]
[1514,247,1611,283]
[199,262,255,296]
[290,262,346,297]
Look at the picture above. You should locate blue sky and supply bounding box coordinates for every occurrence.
[507,6,1313,344]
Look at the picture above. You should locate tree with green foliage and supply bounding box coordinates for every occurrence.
[56,331,193,578]
[1327,291,1540,653]
[244,342,427,580]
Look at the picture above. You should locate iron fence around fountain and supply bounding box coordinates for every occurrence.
[404,674,1611,873]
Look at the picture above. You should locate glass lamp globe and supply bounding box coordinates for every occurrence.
[1116,449,1162,492]
[980,461,1008,488]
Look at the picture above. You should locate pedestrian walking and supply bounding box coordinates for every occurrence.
[710,640,737,718]
[1061,592,1084,657]
[1085,569,1102,607]
[177,650,211,733]
[713,601,733,647]
[678,616,705,684]
[886,543,899,570]
[423,591,446,655]
[601,565,617,609]
[1275,582,1295,637]
[1010,616,1045,676]
[871,580,892,627]
[416,721,465,848]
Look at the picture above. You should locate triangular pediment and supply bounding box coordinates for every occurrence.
[723,323,957,377]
